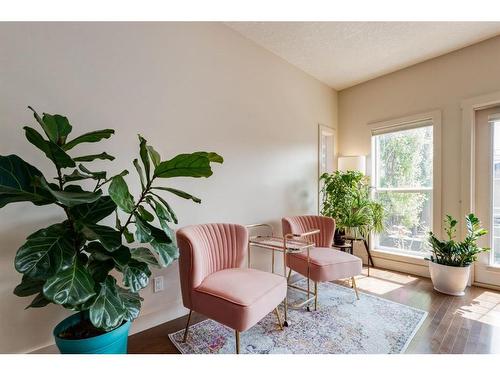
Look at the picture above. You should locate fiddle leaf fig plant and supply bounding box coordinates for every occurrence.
[4,107,222,335]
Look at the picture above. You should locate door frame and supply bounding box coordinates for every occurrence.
[461,90,500,288]
[318,123,337,214]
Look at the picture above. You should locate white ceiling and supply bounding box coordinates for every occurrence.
[226,22,500,90]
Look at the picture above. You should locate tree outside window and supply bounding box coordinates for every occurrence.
[373,125,433,254]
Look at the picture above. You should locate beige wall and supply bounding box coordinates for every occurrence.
[338,35,500,271]
[0,22,338,353]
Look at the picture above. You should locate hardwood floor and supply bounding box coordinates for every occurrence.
[127,267,500,354]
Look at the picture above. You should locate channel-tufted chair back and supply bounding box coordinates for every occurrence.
[176,223,248,309]
[281,215,335,248]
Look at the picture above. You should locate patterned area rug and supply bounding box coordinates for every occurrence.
[169,280,427,354]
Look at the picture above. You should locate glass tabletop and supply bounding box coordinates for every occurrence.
[249,235,313,253]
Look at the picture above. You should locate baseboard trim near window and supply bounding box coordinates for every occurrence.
[371,256,430,278]
[352,245,430,278]
[371,249,429,266]
[472,280,500,292]
[369,251,500,291]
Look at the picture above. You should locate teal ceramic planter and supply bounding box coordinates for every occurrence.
[53,313,131,354]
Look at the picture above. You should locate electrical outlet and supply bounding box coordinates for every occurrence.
[153,276,164,293]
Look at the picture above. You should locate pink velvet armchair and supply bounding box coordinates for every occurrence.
[282,215,362,310]
[177,223,287,354]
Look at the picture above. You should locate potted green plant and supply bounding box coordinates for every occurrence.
[2,107,222,354]
[320,170,384,244]
[427,214,489,296]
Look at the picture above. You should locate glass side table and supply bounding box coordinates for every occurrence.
[246,223,318,327]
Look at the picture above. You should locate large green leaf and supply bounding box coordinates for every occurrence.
[62,169,93,183]
[43,258,95,306]
[157,216,175,244]
[88,258,115,283]
[122,260,151,293]
[28,107,72,145]
[73,152,115,162]
[117,287,142,321]
[42,113,72,145]
[146,145,161,168]
[15,223,75,279]
[26,292,51,309]
[138,135,150,182]
[192,151,224,164]
[137,205,154,222]
[63,129,115,151]
[13,275,45,297]
[79,164,106,180]
[151,240,179,267]
[133,159,146,189]
[134,215,154,243]
[109,175,135,213]
[39,178,102,207]
[89,276,126,331]
[130,247,160,268]
[69,196,116,224]
[78,222,122,252]
[154,152,222,178]
[148,193,178,224]
[0,155,55,208]
[135,215,172,243]
[87,242,131,268]
[123,226,135,243]
[152,186,201,203]
[24,127,75,168]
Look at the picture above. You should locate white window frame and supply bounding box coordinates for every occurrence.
[489,115,500,266]
[461,92,500,289]
[368,110,442,266]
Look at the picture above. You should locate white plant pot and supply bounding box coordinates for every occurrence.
[428,261,471,296]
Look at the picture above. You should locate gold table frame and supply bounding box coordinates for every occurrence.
[246,223,319,326]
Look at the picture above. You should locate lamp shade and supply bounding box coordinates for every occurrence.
[338,155,366,173]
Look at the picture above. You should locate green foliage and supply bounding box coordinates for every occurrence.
[378,128,432,188]
[375,126,432,248]
[427,214,489,267]
[109,175,135,213]
[4,107,222,333]
[320,170,384,239]
[154,152,222,178]
[0,155,55,208]
[14,223,74,279]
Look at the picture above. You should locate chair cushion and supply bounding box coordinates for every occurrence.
[192,268,287,332]
[287,247,362,282]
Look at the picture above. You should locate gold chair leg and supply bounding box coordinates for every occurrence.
[235,330,240,354]
[274,307,283,330]
[314,281,318,311]
[352,277,360,300]
[182,310,192,343]
[287,268,292,282]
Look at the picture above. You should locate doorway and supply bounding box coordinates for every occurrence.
[474,106,500,286]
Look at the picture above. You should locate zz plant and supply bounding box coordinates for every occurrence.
[2,107,222,334]
[427,214,489,267]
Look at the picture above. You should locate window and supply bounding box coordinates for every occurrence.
[491,119,500,264]
[372,122,433,255]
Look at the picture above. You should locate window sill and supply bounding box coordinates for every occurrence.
[485,264,500,272]
[371,248,429,266]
